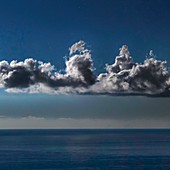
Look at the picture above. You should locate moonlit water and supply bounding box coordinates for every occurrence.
[0,129,170,170]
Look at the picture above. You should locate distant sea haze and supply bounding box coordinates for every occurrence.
[0,129,169,170]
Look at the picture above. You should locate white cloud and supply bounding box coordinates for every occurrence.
[0,41,170,96]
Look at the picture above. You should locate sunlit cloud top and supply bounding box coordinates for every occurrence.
[0,40,170,96]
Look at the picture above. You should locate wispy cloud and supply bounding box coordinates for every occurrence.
[0,41,170,96]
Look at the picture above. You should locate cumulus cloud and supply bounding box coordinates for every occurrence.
[95,45,170,95]
[0,40,170,96]
[0,41,95,90]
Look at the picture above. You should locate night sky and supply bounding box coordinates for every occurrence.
[0,0,170,128]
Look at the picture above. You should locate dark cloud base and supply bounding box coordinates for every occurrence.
[0,41,170,97]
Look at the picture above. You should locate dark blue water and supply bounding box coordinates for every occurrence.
[0,129,170,170]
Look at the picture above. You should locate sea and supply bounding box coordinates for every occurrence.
[0,129,170,170]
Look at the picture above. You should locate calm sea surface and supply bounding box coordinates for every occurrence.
[0,129,170,170]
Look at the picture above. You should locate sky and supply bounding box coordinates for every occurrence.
[0,0,170,128]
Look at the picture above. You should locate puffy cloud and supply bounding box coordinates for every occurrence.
[0,41,170,96]
[66,40,95,85]
[0,41,95,89]
[69,40,86,55]
[94,45,170,95]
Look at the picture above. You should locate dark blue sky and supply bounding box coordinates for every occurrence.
[0,0,170,71]
[0,0,170,128]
